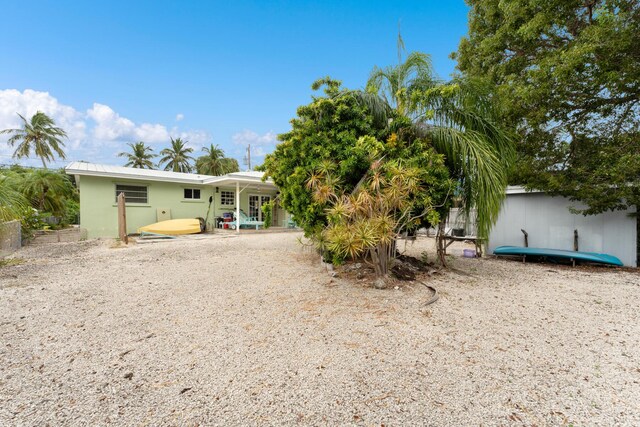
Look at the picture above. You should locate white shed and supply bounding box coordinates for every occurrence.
[488,186,638,267]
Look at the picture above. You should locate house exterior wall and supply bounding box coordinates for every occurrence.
[77,175,279,238]
[488,193,637,267]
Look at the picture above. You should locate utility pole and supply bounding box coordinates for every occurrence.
[243,144,251,171]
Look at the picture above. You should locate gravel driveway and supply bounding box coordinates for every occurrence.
[1,232,639,426]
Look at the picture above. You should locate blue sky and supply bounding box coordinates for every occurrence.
[0,1,470,169]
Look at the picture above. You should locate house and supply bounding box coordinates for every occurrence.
[65,162,289,238]
[488,186,638,267]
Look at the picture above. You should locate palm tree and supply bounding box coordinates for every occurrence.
[159,137,195,173]
[366,52,434,117]
[351,42,514,240]
[195,144,224,175]
[410,77,514,240]
[1,112,67,168]
[118,142,156,169]
[21,169,73,216]
[195,144,239,175]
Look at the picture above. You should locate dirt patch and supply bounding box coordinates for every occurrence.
[0,233,638,426]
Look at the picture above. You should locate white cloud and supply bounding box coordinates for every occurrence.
[134,123,170,143]
[176,113,184,121]
[232,129,277,146]
[86,103,170,143]
[0,89,212,166]
[86,103,135,140]
[0,89,86,150]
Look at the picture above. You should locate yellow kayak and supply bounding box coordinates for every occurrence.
[138,218,204,235]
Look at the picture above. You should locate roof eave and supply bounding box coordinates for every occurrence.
[65,168,207,185]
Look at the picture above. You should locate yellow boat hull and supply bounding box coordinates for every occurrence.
[138,218,203,235]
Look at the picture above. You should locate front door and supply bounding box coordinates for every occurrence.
[249,195,271,223]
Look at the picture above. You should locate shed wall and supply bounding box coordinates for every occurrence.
[488,193,637,267]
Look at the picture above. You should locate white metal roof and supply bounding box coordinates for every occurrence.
[505,185,543,195]
[65,161,275,187]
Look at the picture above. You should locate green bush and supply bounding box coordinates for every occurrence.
[63,199,80,225]
[19,207,44,240]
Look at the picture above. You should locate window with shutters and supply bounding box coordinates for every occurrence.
[115,184,148,204]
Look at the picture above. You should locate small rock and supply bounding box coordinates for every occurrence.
[374,278,387,289]
[124,372,133,380]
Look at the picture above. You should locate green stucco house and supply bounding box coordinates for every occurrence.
[65,162,288,238]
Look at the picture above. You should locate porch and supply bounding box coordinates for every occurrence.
[203,171,292,233]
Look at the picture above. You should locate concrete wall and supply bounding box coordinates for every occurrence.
[77,175,280,238]
[488,193,637,267]
[0,220,21,255]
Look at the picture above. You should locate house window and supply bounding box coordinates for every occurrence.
[115,184,148,204]
[184,188,201,200]
[220,190,235,206]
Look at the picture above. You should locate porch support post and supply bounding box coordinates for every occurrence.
[236,181,240,234]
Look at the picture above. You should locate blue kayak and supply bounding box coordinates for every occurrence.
[493,246,624,267]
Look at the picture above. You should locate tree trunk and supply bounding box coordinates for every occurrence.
[39,187,48,211]
[369,240,397,289]
[436,221,447,267]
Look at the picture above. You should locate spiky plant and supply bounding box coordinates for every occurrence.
[308,137,449,286]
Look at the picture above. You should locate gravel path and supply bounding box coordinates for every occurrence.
[1,232,639,426]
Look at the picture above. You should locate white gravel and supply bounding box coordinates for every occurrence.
[1,232,639,426]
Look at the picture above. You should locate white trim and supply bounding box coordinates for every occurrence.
[505,186,543,195]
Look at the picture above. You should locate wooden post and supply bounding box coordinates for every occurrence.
[117,192,128,244]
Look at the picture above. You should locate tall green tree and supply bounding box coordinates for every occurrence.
[455,0,640,214]
[263,79,394,238]
[220,157,240,174]
[1,112,67,168]
[195,144,238,175]
[159,137,195,173]
[118,141,156,169]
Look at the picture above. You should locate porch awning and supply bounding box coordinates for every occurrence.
[203,171,277,190]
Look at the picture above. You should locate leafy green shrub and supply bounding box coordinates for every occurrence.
[19,207,44,240]
[261,201,273,229]
[63,199,80,225]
